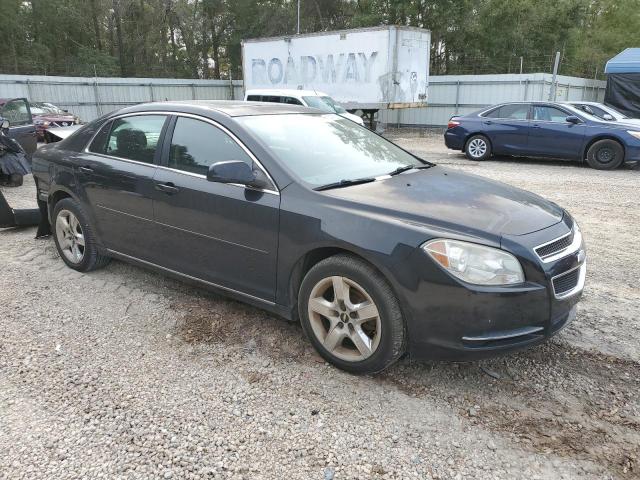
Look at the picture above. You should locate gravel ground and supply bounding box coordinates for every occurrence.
[1,133,639,479]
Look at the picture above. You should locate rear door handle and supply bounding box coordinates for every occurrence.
[155,182,180,195]
[79,166,94,174]
[532,124,541,128]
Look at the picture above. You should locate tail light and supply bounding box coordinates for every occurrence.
[447,119,461,129]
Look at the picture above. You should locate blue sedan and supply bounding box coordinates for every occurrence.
[444,101,640,170]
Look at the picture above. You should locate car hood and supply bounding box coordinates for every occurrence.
[325,167,564,238]
[44,124,82,141]
[613,118,640,128]
[34,113,76,122]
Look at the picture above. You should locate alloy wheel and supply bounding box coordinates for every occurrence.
[55,209,85,264]
[468,138,487,158]
[307,276,382,362]
[596,147,614,164]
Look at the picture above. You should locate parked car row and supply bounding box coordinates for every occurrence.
[445,101,640,170]
[0,98,82,155]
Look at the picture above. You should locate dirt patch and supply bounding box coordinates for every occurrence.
[173,291,310,362]
[375,342,640,477]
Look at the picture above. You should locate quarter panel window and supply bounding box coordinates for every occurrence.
[533,106,569,122]
[168,117,253,176]
[247,95,262,101]
[89,115,166,164]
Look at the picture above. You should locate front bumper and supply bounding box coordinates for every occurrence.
[624,143,640,162]
[404,218,585,361]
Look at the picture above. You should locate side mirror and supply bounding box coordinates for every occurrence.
[603,113,614,121]
[0,117,9,129]
[207,160,267,188]
[566,115,581,124]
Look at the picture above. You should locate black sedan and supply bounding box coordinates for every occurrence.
[32,101,586,373]
[445,101,640,169]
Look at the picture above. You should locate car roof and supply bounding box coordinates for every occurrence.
[562,101,602,106]
[113,100,321,118]
[244,89,329,98]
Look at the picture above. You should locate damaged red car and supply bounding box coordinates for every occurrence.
[30,102,80,141]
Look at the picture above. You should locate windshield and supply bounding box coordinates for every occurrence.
[238,114,424,187]
[602,104,630,119]
[30,102,66,115]
[303,96,347,114]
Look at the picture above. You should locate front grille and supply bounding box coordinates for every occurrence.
[552,268,580,296]
[535,232,573,259]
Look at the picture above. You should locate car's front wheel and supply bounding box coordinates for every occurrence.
[465,134,492,161]
[52,198,110,272]
[586,139,624,170]
[298,254,405,374]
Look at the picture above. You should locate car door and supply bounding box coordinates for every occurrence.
[528,105,586,159]
[1,98,37,158]
[152,115,280,301]
[480,103,531,155]
[76,113,169,261]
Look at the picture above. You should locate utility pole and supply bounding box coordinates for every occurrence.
[549,51,561,101]
[297,0,301,34]
[519,56,523,75]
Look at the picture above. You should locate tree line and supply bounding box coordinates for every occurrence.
[0,0,637,80]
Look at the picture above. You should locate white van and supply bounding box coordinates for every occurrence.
[244,89,365,126]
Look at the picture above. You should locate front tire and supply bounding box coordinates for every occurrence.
[465,134,492,161]
[52,198,110,272]
[586,139,623,170]
[298,254,405,374]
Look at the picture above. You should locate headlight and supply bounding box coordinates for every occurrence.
[422,239,524,285]
[627,130,640,140]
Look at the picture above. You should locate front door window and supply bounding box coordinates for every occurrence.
[1,99,31,126]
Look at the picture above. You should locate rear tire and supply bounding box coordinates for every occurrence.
[298,254,405,374]
[52,198,110,272]
[465,134,492,161]
[586,139,623,170]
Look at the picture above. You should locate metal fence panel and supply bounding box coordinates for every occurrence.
[379,73,606,127]
[0,72,606,126]
[0,74,243,122]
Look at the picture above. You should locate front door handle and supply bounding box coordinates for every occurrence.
[155,182,180,195]
[483,120,493,125]
[532,124,541,128]
[79,166,94,174]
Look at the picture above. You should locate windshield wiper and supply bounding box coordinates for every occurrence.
[388,164,433,176]
[313,177,376,191]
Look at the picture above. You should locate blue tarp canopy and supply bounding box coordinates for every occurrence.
[605,48,640,74]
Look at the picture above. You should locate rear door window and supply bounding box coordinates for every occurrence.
[485,104,530,120]
[283,97,303,105]
[89,115,167,164]
[246,95,262,101]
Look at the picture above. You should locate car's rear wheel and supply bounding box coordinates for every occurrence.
[586,139,624,170]
[52,198,110,272]
[298,254,405,374]
[465,134,491,161]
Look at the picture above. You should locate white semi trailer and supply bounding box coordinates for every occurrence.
[241,26,430,124]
